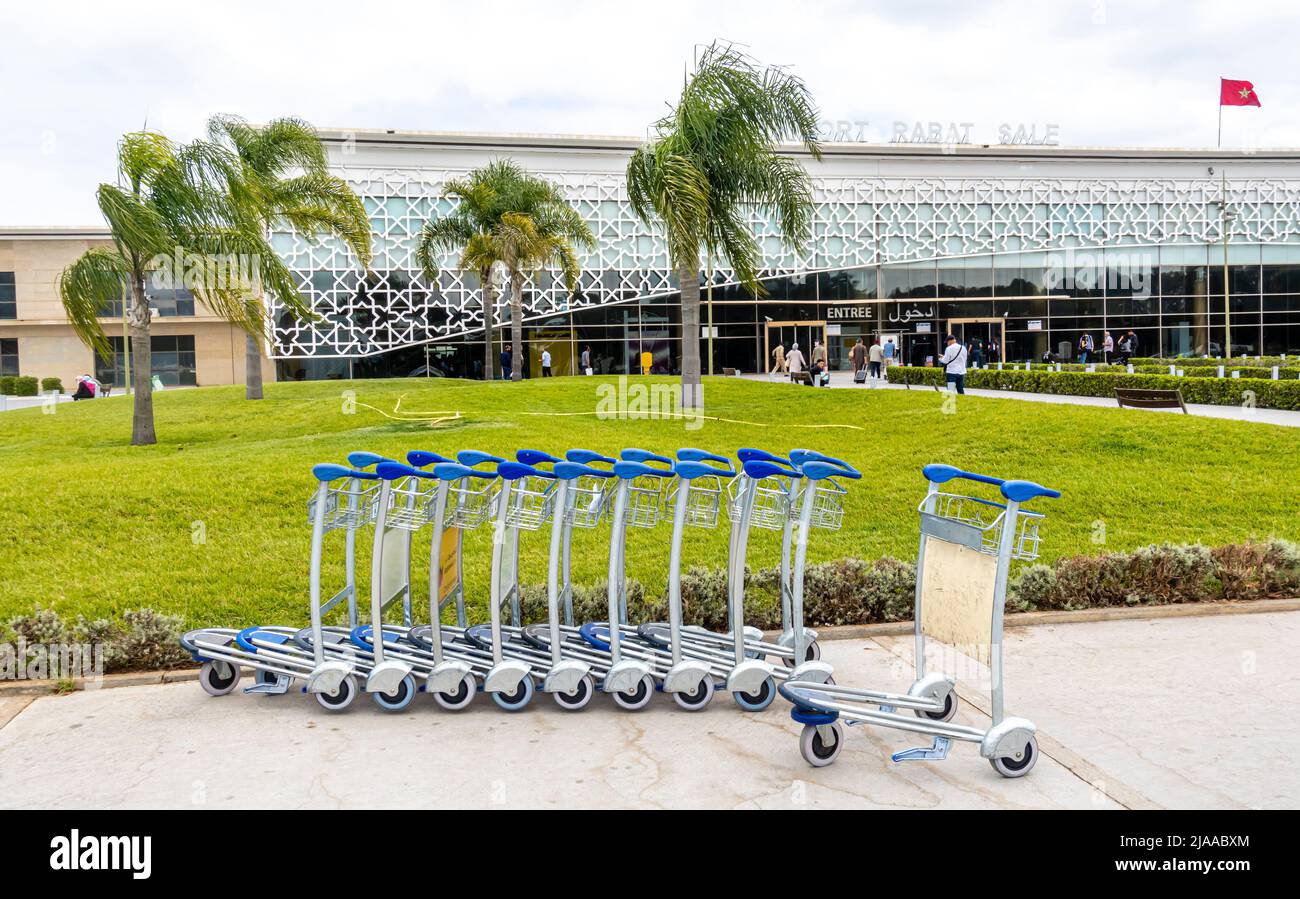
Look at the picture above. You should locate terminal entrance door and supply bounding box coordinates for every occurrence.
[763,320,825,372]
[947,317,1006,366]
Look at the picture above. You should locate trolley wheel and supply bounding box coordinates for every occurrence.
[198,660,241,696]
[552,674,595,712]
[612,674,654,712]
[491,676,535,712]
[733,676,776,712]
[253,669,284,690]
[672,677,714,712]
[989,735,1038,778]
[432,673,476,711]
[372,674,417,713]
[916,691,958,723]
[314,674,358,712]
[781,641,821,667]
[799,721,844,767]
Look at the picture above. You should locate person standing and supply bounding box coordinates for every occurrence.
[581,345,592,374]
[1126,329,1139,358]
[868,338,884,379]
[771,342,787,377]
[785,342,806,378]
[640,348,652,375]
[849,337,866,374]
[500,344,512,380]
[938,333,968,394]
[1078,332,1094,363]
[541,347,552,377]
[1102,331,1114,364]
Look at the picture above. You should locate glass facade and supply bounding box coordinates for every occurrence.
[98,279,196,318]
[95,335,197,388]
[285,243,1300,379]
[0,337,17,376]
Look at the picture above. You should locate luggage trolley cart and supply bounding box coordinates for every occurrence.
[780,464,1060,777]
[182,460,385,710]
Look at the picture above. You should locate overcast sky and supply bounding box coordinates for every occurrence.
[1,0,1293,226]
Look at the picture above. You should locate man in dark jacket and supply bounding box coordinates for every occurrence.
[500,344,512,380]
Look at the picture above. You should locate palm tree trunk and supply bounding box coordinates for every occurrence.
[128,273,157,446]
[510,270,524,381]
[245,331,264,400]
[677,256,702,408]
[481,267,495,381]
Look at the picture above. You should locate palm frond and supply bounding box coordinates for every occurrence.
[59,248,133,359]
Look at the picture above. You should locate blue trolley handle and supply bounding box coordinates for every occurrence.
[375,461,436,481]
[922,463,1061,503]
[457,450,505,468]
[432,462,499,482]
[346,451,396,470]
[737,447,792,467]
[517,449,562,468]
[408,450,455,469]
[620,448,674,469]
[313,463,381,482]
[566,449,617,466]
[674,459,738,480]
[789,449,860,478]
[553,461,615,481]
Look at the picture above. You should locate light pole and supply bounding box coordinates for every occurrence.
[1217,172,1238,358]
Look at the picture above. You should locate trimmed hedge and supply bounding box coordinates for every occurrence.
[0,376,15,396]
[1130,355,1294,368]
[891,365,1300,410]
[41,377,63,393]
[13,376,38,397]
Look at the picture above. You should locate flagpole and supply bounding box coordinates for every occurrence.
[1217,76,1222,147]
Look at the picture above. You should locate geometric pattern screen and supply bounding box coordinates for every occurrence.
[268,166,1300,358]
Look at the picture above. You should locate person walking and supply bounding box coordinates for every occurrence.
[541,347,553,377]
[500,344,512,380]
[938,333,968,394]
[1078,332,1094,363]
[771,341,787,377]
[849,337,866,375]
[883,338,896,368]
[785,342,806,379]
[1116,332,1132,365]
[581,345,592,374]
[868,338,884,379]
[640,349,652,375]
[1125,329,1139,358]
[1102,331,1114,365]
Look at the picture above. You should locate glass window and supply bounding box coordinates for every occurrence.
[0,272,14,320]
[0,338,17,375]
[94,335,197,387]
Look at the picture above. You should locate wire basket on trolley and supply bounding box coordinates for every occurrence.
[445,479,498,530]
[666,476,724,529]
[377,476,438,531]
[792,478,848,530]
[725,474,792,531]
[503,476,557,531]
[307,478,380,533]
[621,474,667,528]
[567,474,611,529]
[921,493,1044,561]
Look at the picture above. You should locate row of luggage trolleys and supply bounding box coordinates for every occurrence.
[182,450,1060,778]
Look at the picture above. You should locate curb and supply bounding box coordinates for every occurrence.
[2,597,1296,697]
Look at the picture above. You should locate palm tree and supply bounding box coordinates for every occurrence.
[626,42,822,407]
[207,115,372,399]
[415,160,518,381]
[59,131,311,444]
[491,186,595,381]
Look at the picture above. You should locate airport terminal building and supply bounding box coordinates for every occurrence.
[5,130,1300,386]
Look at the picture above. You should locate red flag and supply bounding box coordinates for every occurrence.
[1220,78,1261,107]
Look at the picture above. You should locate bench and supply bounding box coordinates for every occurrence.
[1115,387,1188,414]
[722,367,737,377]
[790,371,814,386]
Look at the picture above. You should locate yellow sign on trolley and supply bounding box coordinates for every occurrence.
[438,528,460,602]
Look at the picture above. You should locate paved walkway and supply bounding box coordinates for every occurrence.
[1,610,1294,809]
[741,370,1300,427]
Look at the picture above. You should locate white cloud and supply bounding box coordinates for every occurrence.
[0,0,1294,225]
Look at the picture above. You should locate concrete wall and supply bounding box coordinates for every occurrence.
[0,236,276,389]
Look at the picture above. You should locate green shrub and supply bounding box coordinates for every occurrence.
[40,377,63,393]
[114,608,192,670]
[13,376,38,397]
[891,365,1300,410]
[0,376,16,395]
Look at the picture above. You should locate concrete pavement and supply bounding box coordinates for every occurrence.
[0,610,1294,809]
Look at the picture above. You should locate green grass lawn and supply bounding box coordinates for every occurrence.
[2,375,1297,627]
